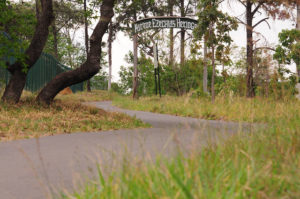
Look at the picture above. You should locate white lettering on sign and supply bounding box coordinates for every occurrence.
[134,17,197,33]
[134,21,152,33]
[176,19,196,30]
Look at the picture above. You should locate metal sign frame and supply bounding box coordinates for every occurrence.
[132,16,197,98]
[133,16,198,34]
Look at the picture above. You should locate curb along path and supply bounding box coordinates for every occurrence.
[0,101,254,199]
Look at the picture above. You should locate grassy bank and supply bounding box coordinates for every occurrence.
[0,91,147,141]
[57,90,116,103]
[113,95,300,123]
[64,95,300,199]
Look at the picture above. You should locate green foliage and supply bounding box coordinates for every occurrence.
[274,29,300,72]
[0,1,36,69]
[90,71,108,90]
[118,52,213,96]
[194,0,238,62]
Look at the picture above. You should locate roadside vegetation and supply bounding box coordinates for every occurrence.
[113,94,299,123]
[62,92,300,199]
[0,91,147,141]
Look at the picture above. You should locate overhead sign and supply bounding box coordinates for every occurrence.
[133,17,198,34]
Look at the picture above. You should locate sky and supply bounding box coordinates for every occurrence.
[82,1,297,82]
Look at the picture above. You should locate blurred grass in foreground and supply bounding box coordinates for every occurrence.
[64,95,300,199]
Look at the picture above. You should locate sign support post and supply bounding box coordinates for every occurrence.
[153,43,161,97]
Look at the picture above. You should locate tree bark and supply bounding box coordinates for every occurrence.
[169,0,174,67]
[1,0,54,103]
[180,30,185,67]
[132,33,139,99]
[36,0,115,104]
[108,21,113,91]
[246,0,255,97]
[297,3,300,82]
[52,21,59,60]
[211,45,215,103]
[132,9,139,100]
[203,39,208,93]
[84,0,91,92]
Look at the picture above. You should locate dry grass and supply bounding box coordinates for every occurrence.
[0,91,147,142]
[57,90,116,103]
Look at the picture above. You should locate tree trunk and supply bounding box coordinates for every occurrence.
[108,21,113,91]
[211,46,215,103]
[36,0,115,104]
[1,0,54,103]
[169,0,174,67]
[203,39,208,93]
[1,69,27,103]
[246,0,255,97]
[132,33,139,99]
[180,30,185,67]
[84,0,91,92]
[297,3,300,82]
[52,21,59,60]
[132,9,139,100]
[170,28,174,67]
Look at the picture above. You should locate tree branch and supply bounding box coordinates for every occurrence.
[253,46,275,53]
[235,17,246,25]
[251,1,264,16]
[253,17,270,29]
[236,0,246,8]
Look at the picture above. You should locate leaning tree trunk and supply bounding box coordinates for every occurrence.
[1,0,54,103]
[36,0,115,104]
[246,0,255,97]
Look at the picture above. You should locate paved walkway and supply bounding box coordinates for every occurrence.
[0,101,255,199]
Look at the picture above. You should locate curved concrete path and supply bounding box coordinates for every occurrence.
[0,101,255,199]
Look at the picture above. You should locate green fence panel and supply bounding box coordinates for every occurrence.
[0,53,83,93]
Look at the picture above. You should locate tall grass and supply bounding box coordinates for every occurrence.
[113,95,299,123]
[65,95,300,199]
